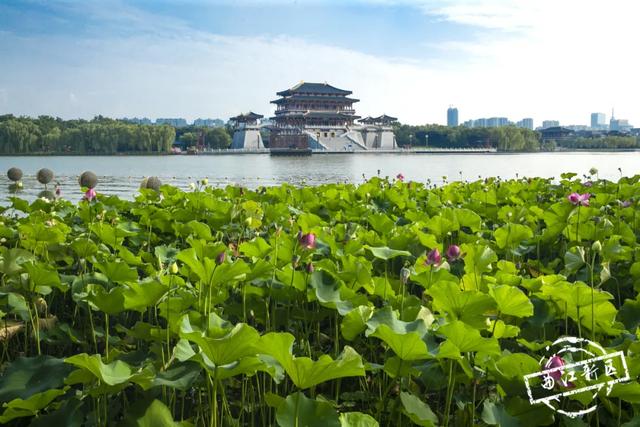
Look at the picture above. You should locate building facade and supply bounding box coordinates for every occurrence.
[516,118,534,130]
[447,107,459,127]
[269,82,396,151]
[541,120,560,129]
[230,112,265,149]
[591,113,606,129]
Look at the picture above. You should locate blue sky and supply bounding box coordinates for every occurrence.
[1,0,639,126]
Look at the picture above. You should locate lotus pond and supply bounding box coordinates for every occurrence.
[0,173,640,426]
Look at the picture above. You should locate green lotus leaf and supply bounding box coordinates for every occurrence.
[489,285,534,318]
[152,362,201,391]
[0,389,65,423]
[400,391,438,426]
[454,208,482,232]
[481,401,519,427]
[122,279,167,312]
[95,261,138,283]
[86,284,126,315]
[364,246,411,260]
[341,305,374,341]
[367,213,395,234]
[426,281,495,328]
[259,332,365,389]
[539,280,621,334]
[0,248,35,276]
[29,397,85,427]
[494,223,533,249]
[437,321,501,358]
[339,412,379,427]
[179,315,260,366]
[64,353,133,386]
[239,237,272,258]
[489,353,540,395]
[121,398,178,427]
[275,392,340,427]
[154,245,179,264]
[0,356,73,402]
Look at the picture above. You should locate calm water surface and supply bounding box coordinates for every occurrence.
[0,152,638,201]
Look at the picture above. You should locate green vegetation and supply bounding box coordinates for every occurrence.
[0,115,175,154]
[175,126,233,150]
[1,173,639,426]
[554,135,640,150]
[394,124,640,152]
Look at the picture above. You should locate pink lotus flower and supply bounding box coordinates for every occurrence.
[620,200,632,208]
[425,248,442,266]
[299,232,316,249]
[567,192,590,207]
[545,355,564,381]
[84,188,97,202]
[446,245,461,261]
[583,181,593,188]
[396,173,405,182]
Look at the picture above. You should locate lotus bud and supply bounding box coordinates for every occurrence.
[545,355,564,381]
[292,255,301,268]
[305,263,314,274]
[202,178,209,186]
[189,182,196,190]
[299,233,316,249]
[425,248,442,266]
[170,262,179,274]
[446,244,461,261]
[84,188,97,202]
[400,267,410,285]
[215,251,226,265]
[34,297,48,315]
[591,240,602,252]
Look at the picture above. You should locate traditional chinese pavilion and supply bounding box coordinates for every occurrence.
[269,82,397,151]
[229,112,265,149]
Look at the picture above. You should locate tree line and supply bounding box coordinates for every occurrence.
[175,125,233,150]
[0,115,175,154]
[393,124,639,152]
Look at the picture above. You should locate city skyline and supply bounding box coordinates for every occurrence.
[1,1,640,126]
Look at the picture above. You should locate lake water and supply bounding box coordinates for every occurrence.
[0,152,639,202]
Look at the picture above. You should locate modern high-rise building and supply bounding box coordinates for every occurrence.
[541,120,560,129]
[591,113,606,129]
[447,106,459,127]
[516,118,534,130]
[156,118,188,127]
[193,118,224,127]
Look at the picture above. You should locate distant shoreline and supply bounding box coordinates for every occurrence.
[1,148,639,157]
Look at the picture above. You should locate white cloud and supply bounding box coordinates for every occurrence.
[1,0,639,127]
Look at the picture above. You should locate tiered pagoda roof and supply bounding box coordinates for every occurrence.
[276,82,352,97]
[230,112,263,123]
[359,114,398,125]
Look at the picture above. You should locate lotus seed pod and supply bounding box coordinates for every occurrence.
[79,171,98,189]
[145,176,162,192]
[7,167,23,182]
[36,168,54,185]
